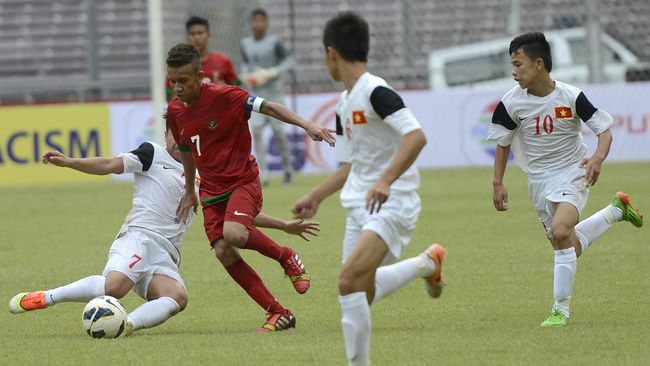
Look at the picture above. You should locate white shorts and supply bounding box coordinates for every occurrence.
[528,164,589,238]
[342,191,421,265]
[102,230,185,299]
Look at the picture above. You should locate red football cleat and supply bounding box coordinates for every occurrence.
[256,309,296,332]
[279,248,311,294]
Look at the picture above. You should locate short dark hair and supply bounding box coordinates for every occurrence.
[509,32,553,72]
[323,11,369,62]
[250,8,268,19]
[166,43,201,71]
[186,16,209,32]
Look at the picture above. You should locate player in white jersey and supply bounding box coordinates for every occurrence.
[292,12,446,366]
[489,32,644,328]
[8,124,319,336]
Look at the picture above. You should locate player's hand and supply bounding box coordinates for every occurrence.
[283,219,320,241]
[176,190,199,224]
[292,194,320,219]
[245,69,264,87]
[493,183,509,211]
[256,68,277,87]
[366,179,390,214]
[305,122,336,147]
[244,73,259,87]
[42,150,70,167]
[580,156,603,186]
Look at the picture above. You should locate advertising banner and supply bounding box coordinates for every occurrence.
[0,103,111,186]
[109,101,159,182]
[106,82,650,178]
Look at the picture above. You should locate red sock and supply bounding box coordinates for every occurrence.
[244,228,290,261]
[224,258,284,314]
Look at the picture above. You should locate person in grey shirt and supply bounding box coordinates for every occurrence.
[241,8,296,185]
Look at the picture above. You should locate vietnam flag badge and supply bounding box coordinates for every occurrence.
[554,106,573,119]
[352,110,367,125]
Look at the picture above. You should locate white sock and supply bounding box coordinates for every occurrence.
[373,254,434,303]
[45,275,105,306]
[575,205,622,253]
[340,292,371,366]
[127,296,180,331]
[553,248,577,317]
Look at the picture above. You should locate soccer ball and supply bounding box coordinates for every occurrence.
[82,296,128,338]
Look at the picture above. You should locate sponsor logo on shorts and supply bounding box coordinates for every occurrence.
[233,210,248,217]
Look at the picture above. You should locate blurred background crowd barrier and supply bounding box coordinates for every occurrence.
[1,0,649,186]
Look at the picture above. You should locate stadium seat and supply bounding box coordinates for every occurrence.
[0,0,649,102]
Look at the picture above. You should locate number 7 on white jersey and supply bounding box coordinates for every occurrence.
[191,134,201,156]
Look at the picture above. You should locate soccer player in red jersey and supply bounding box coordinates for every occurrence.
[166,43,335,331]
[166,16,240,99]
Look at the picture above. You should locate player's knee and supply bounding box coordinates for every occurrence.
[338,267,362,295]
[213,240,240,264]
[173,292,188,312]
[551,222,572,242]
[104,271,133,298]
[104,281,130,299]
[223,229,248,248]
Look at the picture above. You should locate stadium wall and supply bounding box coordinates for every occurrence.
[1,83,648,186]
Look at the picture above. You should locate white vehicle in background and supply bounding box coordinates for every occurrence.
[428,27,649,91]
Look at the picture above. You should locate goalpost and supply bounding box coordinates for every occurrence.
[147,0,166,144]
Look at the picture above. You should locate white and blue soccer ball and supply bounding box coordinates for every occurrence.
[82,296,128,338]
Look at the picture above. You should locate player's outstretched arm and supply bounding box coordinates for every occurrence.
[176,150,199,224]
[254,213,320,242]
[492,144,510,211]
[42,150,124,175]
[292,163,351,219]
[580,129,612,186]
[259,102,335,146]
[366,129,426,214]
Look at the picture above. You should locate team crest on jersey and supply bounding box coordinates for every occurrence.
[207,119,218,129]
[554,106,573,119]
[352,110,367,125]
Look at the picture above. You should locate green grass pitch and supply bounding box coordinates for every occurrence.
[1,163,649,365]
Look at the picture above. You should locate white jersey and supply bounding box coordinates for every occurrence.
[335,72,421,208]
[116,142,195,258]
[488,80,613,178]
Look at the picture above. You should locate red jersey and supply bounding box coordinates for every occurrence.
[167,84,260,201]
[200,52,239,85]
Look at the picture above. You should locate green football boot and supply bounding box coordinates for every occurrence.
[612,191,644,228]
[540,309,569,328]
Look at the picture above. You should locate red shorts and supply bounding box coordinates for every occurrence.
[202,178,263,244]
